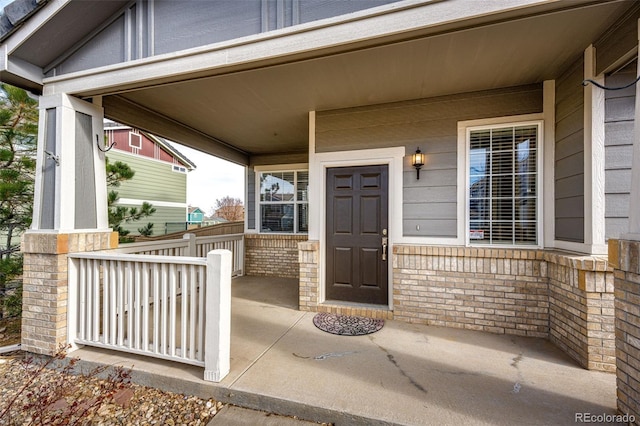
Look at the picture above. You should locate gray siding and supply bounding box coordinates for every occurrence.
[75,112,97,229]
[48,0,401,77]
[594,4,640,76]
[316,84,543,238]
[246,167,256,230]
[52,15,125,76]
[40,108,57,229]
[604,60,636,239]
[554,58,584,243]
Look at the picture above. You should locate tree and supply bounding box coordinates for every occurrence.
[211,196,244,221]
[106,158,156,242]
[0,84,38,320]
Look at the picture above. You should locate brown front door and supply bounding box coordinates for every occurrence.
[326,165,388,305]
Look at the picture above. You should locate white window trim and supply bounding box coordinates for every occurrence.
[129,131,142,149]
[254,164,309,235]
[457,114,545,249]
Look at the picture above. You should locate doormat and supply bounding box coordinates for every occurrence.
[313,312,384,336]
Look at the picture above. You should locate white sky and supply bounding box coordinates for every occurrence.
[170,143,245,215]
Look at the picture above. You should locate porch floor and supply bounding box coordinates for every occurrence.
[71,276,619,425]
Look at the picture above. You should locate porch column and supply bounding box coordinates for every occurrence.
[611,19,640,423]
[22,94,116,355]
[298,240,320,311]
[583,45,607,255]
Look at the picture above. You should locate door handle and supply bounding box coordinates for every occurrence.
[382,236,388,261]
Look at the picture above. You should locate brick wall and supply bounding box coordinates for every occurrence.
[295,242,615,371]
[21,231,118,355]
[610,239,640,422]
[245,234,306,278]
[393,246,549,337]
[390,246,615,371]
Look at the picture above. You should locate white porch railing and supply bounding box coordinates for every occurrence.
[115,233,244,277]
[67,249,231,382]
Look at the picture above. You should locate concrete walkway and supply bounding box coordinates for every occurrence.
[72,276,621,425]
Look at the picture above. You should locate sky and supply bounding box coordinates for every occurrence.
[170,143,245,215]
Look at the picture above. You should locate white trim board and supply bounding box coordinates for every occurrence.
[115,199,187,209]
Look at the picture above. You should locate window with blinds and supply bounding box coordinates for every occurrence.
[468,123,539,246]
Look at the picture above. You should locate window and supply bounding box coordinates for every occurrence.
[173,165,187,173]
[467,122,540,246]
[129,132,142,149]
[259,170,308,233]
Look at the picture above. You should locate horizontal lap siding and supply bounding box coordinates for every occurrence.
[115,205,186,237]
[315,85,543,238]
[107,151,187,236]
[107,151,187,204]
[555,58,584,243]
[604,61,635,240]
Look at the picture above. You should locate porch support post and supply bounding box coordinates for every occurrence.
[183,233,197,256]
[610,19,640,424]
[583,45,606,255]
[204,249,231,382]
[299,240,320,311]
[22,93,116,356]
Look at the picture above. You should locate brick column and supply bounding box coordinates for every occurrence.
[298,240,319,311]
[21,231,118,355]
[610,239,640,423]
[245,234,306,278]
[546,252,615,372]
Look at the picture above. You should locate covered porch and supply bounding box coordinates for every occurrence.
[71,275,619,425]
[1,0,639,422]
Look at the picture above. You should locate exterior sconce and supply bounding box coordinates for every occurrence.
[412,147,424,180]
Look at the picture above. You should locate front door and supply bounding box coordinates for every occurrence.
[326,165,388,305]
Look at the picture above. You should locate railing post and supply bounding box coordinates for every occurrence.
[67,257,81,352]
[203,249,232,382]
[238,235,245,276]
[183,233,197,256]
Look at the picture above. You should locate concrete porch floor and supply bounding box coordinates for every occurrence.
[72,276,620,425]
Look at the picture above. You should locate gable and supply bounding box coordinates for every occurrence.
[10,0,400,79]
[105,126,195,170]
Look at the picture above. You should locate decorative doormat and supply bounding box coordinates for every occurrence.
[313,312,384,336]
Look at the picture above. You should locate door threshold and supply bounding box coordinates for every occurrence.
[316,301,393,320]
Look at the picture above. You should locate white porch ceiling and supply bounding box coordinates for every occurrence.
[41,1,637,164]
